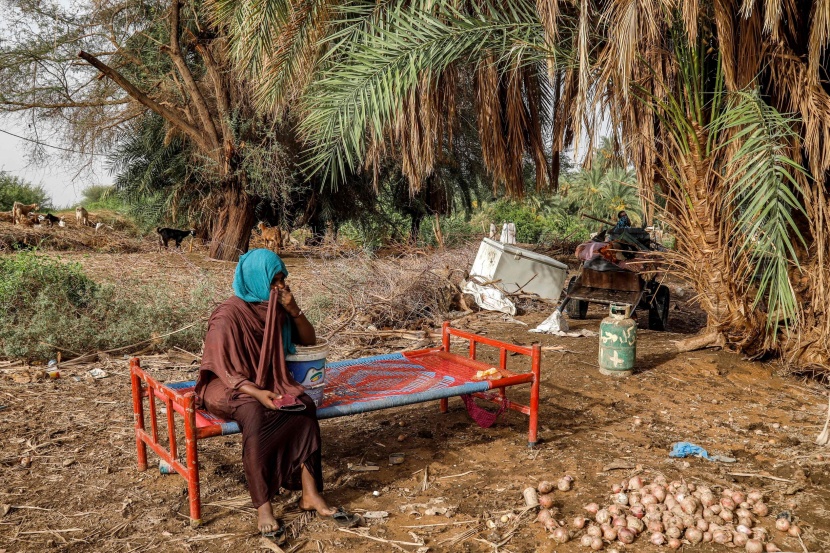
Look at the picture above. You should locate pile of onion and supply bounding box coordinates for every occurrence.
[531,474,801,552]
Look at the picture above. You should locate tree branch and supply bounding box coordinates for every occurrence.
[163,0,222,155]
[77,50,212,156]
[195,40,234,169]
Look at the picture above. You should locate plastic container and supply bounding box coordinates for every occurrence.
[286,340,328,406]
[598,303,637,377]
[469,238,568,300]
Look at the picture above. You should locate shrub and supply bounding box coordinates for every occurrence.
[0,172,51,212]
[0,253,213,360]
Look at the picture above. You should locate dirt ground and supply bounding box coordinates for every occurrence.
[1,244,829,553]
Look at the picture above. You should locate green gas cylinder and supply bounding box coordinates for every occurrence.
[598,303,636,376]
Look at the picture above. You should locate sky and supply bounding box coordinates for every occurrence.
[0,115,112,208]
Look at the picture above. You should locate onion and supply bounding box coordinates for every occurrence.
[572,516,587,529]
[584,503,599,515]
[641,494,658,506]
[646,504,662,516]
[551,527,570,543]
[713,530,733,544]
[787,524,802,537]
[580,534,593,547]
[739,517,754,529]
[752,527,768,541]
[732,490,746,504]
[681,515,696,529]
[539,494,554,509]
[747,490,764,503]
[648,520,664,533]
[697,518,709,532]
[669,480,681,493]
[686,527,703,544]
[626,516,644,534]
[681,497,699,515]
[612,516,626,529]
[721,497,736,510]
[665,496,678,510]
[734,532,749,547]
[595,509,610,525]
[736,507,752,519]
[700,491,716,507]
[765,543,781,552]
[607,504,624,517]
[602,525,618,541]
[741,501,752,510]
[538,480,554,494]
[629,475,644,490]
[737,524,753,536]
[558,476,573,492]
[721,508,735,523]
[612,483,623,494]
[752,502,769,517]
[668,538,682,550]
[620,478,630,491]
[775,518,790,532]
[544,518,559,532]
[615,492,629,506]
[703,531,713,542]
[711,503,722,514]
[650,532,666,546]
[618,527,636,544]
[586,525,603,538]
[746,539,764,553]
[590,536,603,551]
[653,486,667,503]
[629,504,645,519]
[665,525,682,539]
[537,509,553,524]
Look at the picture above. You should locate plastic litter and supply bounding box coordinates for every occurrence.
[462,280,516,315]
[669,441,736,463]
[530,311,598,337]
[88,368,108,379]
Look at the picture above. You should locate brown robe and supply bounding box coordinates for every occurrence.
[195,292,322,508]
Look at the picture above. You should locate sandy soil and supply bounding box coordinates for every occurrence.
[1,248,829,553]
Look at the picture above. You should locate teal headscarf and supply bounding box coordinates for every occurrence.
[233,249,295,354]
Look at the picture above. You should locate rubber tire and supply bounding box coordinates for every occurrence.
[565,276,588,320]
[648,285,670,331]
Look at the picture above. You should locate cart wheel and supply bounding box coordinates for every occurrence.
[648,285,670,331]
[565,277,588,320]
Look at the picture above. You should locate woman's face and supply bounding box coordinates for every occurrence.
[271,272,287,290]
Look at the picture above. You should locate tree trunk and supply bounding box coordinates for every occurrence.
[210,185,255,261]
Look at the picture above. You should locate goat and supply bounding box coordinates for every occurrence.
[75,206,89,227]
[12,202,39,225]
[257,222,284,251]
[157,227,195,249]
[38,213,63,228]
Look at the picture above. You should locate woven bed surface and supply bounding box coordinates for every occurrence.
[163,351,495,430]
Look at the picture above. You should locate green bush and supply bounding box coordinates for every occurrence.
[0,172,51,211]
[0,253,213,360]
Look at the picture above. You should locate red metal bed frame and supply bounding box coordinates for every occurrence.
[130,322,541,526]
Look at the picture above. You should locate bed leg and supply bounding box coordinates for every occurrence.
[184,394,202,527]
[130,359,148,471]
[528,345,541,447]
[439,398,449,413]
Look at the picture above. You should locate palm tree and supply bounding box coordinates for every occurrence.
[215,0,830,374]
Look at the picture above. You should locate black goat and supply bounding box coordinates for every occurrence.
[157,227,195,249]
[38,213,64,227]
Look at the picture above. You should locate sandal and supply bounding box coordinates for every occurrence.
[260,520,286,544]
[332,507,362,529]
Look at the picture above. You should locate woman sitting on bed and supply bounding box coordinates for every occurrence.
[194,249,353,535]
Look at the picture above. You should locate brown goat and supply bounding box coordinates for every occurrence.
[75,206,89,227]
[257,222,285,251]
[12,202,39,225]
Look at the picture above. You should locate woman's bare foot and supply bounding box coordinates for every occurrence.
[257,502,280,534]
[298,465,337,516]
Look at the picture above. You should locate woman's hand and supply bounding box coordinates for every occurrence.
[255,390,283,410]
[240,384,282,410]
[276,285,301,317]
